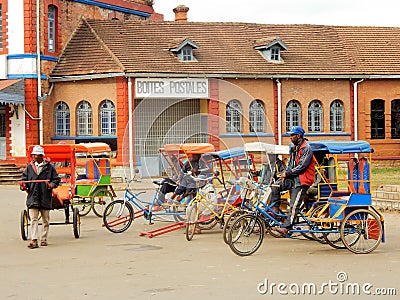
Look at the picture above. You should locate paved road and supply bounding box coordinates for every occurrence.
[1,185,399,300]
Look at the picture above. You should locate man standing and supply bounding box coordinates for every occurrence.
[271,126,315,236]
[21,145,60,249]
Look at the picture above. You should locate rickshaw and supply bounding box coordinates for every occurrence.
[20,142,115,240]
[221,142,291,242]
[104,143,216,235]
[184,147,252,241]
[227,140,385,255]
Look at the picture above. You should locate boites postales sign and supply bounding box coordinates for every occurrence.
[135,78,209,98]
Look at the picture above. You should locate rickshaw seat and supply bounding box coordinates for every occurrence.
[52,185,71,202]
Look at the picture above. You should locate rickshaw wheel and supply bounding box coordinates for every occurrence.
[103,200,134,233]
[223,210,245,244]
[185,203,198,241]
[20,209,29,241]
[228,213,265,256]
[322,225,346,249]
[171,203,186,222]
[340,209,382,254]
[306,204,328,243]
[76,198,92,216]
[73,207,80,238]
[92,189,114,217]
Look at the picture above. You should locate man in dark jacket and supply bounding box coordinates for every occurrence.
[21,145,60,249]
[270,126,315,236]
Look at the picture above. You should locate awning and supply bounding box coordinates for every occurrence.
[0,79,25,105]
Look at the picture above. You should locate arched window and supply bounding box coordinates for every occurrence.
[54,101,70,136]
[391,99,400,139]
[100,100,116,135]
[308,100,323,132]
[371,99,385,139]
[330,100,344,132]
[48,5,57,52]
[249,100,265,133]
[286,100,301,131]
[226,100,242,133]
[77,101,92,136]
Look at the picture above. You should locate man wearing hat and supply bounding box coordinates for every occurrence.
[270,126,315,236]
[21,145,60,249]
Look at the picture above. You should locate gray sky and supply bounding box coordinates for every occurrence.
[154,0,400,27]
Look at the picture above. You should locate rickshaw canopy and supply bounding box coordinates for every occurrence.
[308,140,372,154]
[244,142,289,155]
[208,147,245,161]
[163,143,215,154]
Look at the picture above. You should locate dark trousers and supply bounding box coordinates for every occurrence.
[283,185,309,228]
[269,178,295,207]
[158,178,176,202]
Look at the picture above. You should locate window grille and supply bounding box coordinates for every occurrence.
[286,100,301,131]
[308,100,322,132]
[226,100,242,133]
[77,101,92,136]
[249,100,265,133]
[54,101,70,136]
[391,99,400,139]
[134,98,202,157]
[48,5,56,52]
[330,100,344,132]
[371,99,385,139]
[100,100,116,135]
[271,47,280,61]
[0,107,5,137]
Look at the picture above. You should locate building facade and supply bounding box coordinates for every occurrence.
[46,11,400,176]
[0,0,157,164]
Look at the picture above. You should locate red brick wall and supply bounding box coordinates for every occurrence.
[0,0,8,54]
[115,76,129,164]
[208,79,220,150]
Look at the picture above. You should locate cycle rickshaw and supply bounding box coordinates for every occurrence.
[20,142,115,240]
[103,143,216,234]
[227,140,384,255]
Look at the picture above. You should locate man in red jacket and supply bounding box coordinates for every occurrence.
[269,126,315,236]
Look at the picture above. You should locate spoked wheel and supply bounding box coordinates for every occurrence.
[170,203,187,222]
[73,207,80,238]
[76,198,92,216]
[92,189,114,217]
[185,203,198,241]
[340,209,383,254]
[223,210,245,244]
[322,223,346,249]
[197,215,219,230]
[103,200,134,233]
[228,213,265,256]
[307,204,328,244]
[20,209,29,240]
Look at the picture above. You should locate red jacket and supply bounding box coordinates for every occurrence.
[289,139,315,186]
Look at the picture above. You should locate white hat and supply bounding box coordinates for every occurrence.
[31,145,45,156]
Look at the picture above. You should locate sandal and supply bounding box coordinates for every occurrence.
[28,240,39,249]
[40,240,48,246]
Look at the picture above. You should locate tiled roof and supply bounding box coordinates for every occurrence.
[50,19,400,78]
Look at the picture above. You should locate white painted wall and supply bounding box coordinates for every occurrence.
[7,0,25,54]
[10,105,26,157]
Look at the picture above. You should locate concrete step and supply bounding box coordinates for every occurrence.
[378,185,400,193]
[372,190,400,200]
[373,198,400,211]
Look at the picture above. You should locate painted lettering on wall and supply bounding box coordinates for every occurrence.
[135,78,209,98]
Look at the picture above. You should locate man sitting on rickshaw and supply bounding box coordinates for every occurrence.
[167,153,211,203]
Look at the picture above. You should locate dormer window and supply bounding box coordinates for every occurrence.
[254,37,288,63]
[169,38,199,62]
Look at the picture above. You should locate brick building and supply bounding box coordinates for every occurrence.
[45,7,400,175]
[0,0,158,164]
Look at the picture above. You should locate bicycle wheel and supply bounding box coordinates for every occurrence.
[223,210,244,244]
[340,209,382,254]
[92,189,114,217]
[228,213,265,256]
[307,204,328,244]
[171,203,187,222]
[76,198,92,216]
[185,203,198,241]
[103,200,134,233]
[322,223,346,249]
[20,209,29,241]
[73,207,80,238]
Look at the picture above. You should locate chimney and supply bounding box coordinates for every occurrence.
[173,5,189,22]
